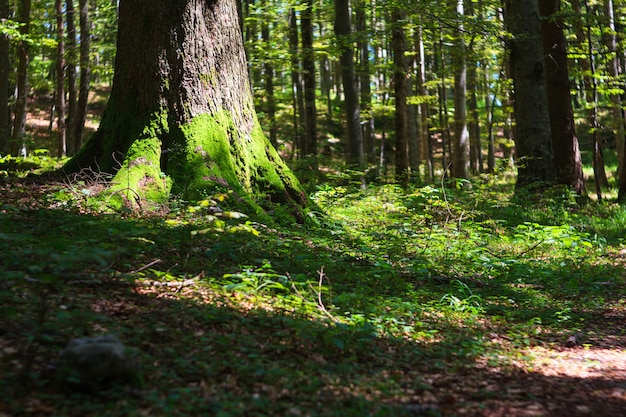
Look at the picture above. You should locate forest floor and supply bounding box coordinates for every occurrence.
[1,165,626,416]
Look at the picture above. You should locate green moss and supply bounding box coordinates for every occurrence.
[109,111,172,205]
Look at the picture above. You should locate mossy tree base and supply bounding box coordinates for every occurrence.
[62,0,307,221]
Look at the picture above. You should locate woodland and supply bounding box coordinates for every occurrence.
[1,0,626,416]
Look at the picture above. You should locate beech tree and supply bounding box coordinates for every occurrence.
[64,0,306,217]
[505,0,555,188]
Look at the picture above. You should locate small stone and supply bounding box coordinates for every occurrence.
[58,334,136,389]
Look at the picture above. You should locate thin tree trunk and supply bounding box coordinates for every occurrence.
[10,0,31,157]
[66,0,78,155]
[261,6,276,147]
[73,0,90,154]
[288,8,304,160]
[572,0,608,197]
[0,0,9,154]
[301,0,318,164]
[334,0,364,168]
[539,0,585,194]
[55,0,67,157]
[355,0,374,163]
[416,26,432,180]
[392,7,408,184]
[452,0,469,179]
[604,0,625,182]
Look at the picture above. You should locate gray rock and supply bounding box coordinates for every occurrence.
[58,334,136,388]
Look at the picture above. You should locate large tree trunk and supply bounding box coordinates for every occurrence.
[0,0,9,154]
[539,0,585,194]
[65,0,79,155]
[334,0,364,168]
[505,0,555,189]
[64,0,306,217]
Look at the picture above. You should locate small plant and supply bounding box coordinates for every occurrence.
[438,280,484,315]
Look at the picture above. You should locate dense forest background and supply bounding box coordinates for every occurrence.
[2,0,626,197]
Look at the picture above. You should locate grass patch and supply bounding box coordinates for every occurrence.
[1,162,626,416]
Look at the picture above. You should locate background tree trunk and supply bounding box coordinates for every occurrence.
[73,0,90,154]
[539,0,585,194]
[334,0,364,168]
[392,7,408,184]
[65,0,305,216]
[10,0,31,157]
[55,0,67,157]
[0,0,9,154]
[452,0,469,179]
[65,0,79,155]
[505,0,555,189]
[301,0,318,165]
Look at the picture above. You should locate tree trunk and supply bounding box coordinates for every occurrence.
[539,0,585,194]
[301,0,318,164]
[64,0,306,217]
[604,0,626,183]
[66,0,78,155]
[355,0,374,163]
[55,0,67,157]
[571,0,608,198]
[392,8,409,184]
[260,7,276,148]
[0,0,9,154]
[73,0,91,154]
[416,26,432,180]
[288,8,305,160]
[334,0,364,168]
[452,0,469,179]
[10,0,31,157]
[505,0,555,189]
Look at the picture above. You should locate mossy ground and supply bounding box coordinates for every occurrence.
[1,168,625,416]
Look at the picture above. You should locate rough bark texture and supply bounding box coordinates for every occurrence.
[65,0,306,216]
[334,0,364,168]
[539,0,585,194]
[505,0,555,188]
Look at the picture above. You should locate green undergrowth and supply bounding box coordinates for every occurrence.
[1,166,626,416]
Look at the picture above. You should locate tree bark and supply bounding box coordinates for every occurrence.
[10,0,31,157]
[64,0,306,217]
[260,5,276,148]
[55,0,67,157]
[288,8,305,160]
[505,0,555,189]
[0,0,9,154]
[65,0,79,155]
[392,7,409,184]
[334,0,364,168]
[355,0,374,163]
[301,0,318,164]
[452,0,470,179]
[539,0,585,194]
[73,0,91,154]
